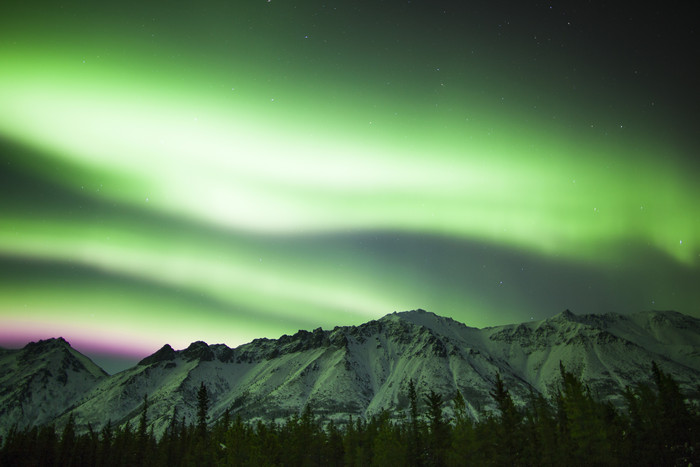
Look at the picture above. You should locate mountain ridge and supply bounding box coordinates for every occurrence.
[1,309,698,438]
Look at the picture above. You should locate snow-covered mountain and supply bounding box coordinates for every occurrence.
[1,310,698,438]
[0,337,108,431]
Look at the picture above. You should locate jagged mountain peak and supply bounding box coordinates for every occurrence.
[558,308,576,319]
[22,336,71,352]
[138,344,176,366]
[17,337,107,379]
[183,340,215,362]
[383,309,479,345]
[0,336,108,433]
[387,308,436,322]
[548,309,580,323]
[385,308,461,330]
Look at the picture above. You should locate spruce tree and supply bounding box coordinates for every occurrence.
[138,394,149,441]
[324,419,345,467]
[37,424,57,467]
[424,390,447,466]
[449,391,475,466]
[489,373,523,465]
[651,361,696,464]
[452,391,467,425]
[58,413,76,466]
[557,362,611,464]
[407,379,423,466]
[194,382,214,466]
[197,382,209,439]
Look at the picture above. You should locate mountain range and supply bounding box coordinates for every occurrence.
[1,309,698,439]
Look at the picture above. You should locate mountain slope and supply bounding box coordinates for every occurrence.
[0,338,107,431]
[2,309,699,438]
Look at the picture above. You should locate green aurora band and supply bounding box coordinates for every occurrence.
[1,1,698,370]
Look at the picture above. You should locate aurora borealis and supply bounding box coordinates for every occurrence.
[1,1,698,373]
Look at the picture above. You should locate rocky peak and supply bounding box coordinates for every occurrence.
[554,309,578,322]
[138,344,176,366]
[182,341,214,362]
[19,337,73,365]
[22,337,70,352]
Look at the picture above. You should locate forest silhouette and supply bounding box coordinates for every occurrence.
[1,362,698,466]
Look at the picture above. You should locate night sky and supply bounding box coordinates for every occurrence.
[1,1,698,373]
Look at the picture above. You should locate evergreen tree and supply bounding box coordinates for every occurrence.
[0,425,26,466]
[58,413,77,466]
[287,403,322,466]
[448,391,475,467]
[652,361,693,446]
[342,414,359,466]
[134,393,151,466]
[323,419,345,467]
[452,391,467,425]
[522,389,558,465]
[255,419,282,466]
[556,362,611,465]
[222,414,249,465]
[196,382,209,439]
[623,361,699,465]
[138,393,149,441]
[97,420,113,466]
[118,420,140,467]
[372,410,406,466]
[489,373,524,464]
[191,382,214,466]
[424,390,448,466]
[36,424,58,467]
[406,379,423,466]
[159,408,180,467]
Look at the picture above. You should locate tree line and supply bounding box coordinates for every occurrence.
[1,362,698,466]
